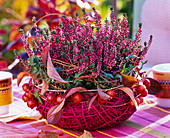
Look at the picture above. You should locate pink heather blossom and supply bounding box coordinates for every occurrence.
[20,8,152,80]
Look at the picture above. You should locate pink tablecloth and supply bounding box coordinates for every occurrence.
[1,79,170,138]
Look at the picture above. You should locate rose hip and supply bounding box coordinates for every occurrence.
[22,83,31,92]
[72,93,82,103]
[107,90,116,98]
[47,93,56,103]
[136,84,146,93]
[27,99,37,109]
[56,94,63,104]
[143,79,151,89]
[97,96,107,103]
[140,89,148,97]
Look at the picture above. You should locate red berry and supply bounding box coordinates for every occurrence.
[138,96,144,104]
[22,95,29,102]
[97,96,107,103]
[140,89,148,97]
[72,93,82,103]
[56,94,63,104]
[107,90,116,98]
[143,79,151,89]
[27,99,37,109]
[136,84,146,93]
[22,83,31,92]
[25,91,33,99]
[135,97,140,105]
[47,93,56,103]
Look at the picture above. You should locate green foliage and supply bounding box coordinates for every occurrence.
[33,90,43,105]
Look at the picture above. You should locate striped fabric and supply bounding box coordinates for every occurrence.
[2,79,170,138]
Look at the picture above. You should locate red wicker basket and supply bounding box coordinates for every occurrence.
[35,86,136,130]
[17,8,153,131]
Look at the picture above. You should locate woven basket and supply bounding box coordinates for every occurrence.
[17,9,151,130]
[35,86,136,130]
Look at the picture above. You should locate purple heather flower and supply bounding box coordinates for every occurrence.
[20,9,152,80]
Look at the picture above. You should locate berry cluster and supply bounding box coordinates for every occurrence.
[22,83,37,109]
[130,78,150,106]
[22,83,84,108]
[46,92,83,104]
[22,77,151,109]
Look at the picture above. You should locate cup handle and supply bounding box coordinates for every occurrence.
[146,68,153,77]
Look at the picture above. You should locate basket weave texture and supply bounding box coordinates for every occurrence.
[36,90,136,130]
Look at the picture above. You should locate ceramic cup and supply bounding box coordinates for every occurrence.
[152,63,170,108]
[0,71,13,115]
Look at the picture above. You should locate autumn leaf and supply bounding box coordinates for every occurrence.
[0,61,7,70]
[17,71,28,86]
[47,51,68,84]
[9,28,22,41]
[41,45,49,65]
[62,87,87,100]
[47,103,64,125]
[0,29,7,35]
[7,40,23,51]
[97,86,111,100]
[37,0,61,14]
[87,94,98,110]
[121,73,138,87]
[147,78,162,95]
[40,80,49,95]
[78,130,94,138]
[117,86,138,109]
[13,0,30,19]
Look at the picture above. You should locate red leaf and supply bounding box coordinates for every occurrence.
[9,28,22,41]
[97,86,111,100]
[62,87,87,100]
[17,71,28,86]
[37,0,61,14]
[117,86,137,109]
[40,80,49,95]
[0,29,7,35]
[47,103,64,125]
[0,61,7,70]
[87,94,98,110]
[147,78,162,95]
[47,51,68,84]
[8,40,23,50]
[41,45,49,65]
[121,73,138,87]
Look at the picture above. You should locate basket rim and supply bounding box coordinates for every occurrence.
[34,83,124,92]
[34,83,139,108]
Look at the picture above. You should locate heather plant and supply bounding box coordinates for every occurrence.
[16,8,164,129]
[17,7,152,91]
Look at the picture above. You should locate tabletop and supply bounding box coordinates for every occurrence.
[0,78,170,138]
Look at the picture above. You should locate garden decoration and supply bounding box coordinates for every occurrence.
[16,7,161,130]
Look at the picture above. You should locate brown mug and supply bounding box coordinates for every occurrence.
[151,63,170,108]
[0,71,13,115]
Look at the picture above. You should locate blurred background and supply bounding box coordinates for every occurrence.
[0,0,139,78]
